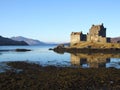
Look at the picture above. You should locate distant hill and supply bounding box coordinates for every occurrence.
[0,36,28,46]
[11,36,69,46]
[11,36,49,45]
[111,37,120,43]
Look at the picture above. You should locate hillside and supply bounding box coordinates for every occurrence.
[0,36,28,46]
[70,37,120,48]
[11,36,47,45]
[111,37,120,43]
[71,42,120,48]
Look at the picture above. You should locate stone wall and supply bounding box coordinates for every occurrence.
[70,24,111,46]
[87,24,107,43]
[71,32,81,46]
[99,36,107,43]
[71,32,87,46]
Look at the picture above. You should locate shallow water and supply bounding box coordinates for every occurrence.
[0,45,71,66]
[0,45,120,70]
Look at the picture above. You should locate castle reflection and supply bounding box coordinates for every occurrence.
[71,53,120,68]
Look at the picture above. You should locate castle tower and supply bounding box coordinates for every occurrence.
[71,32,81,46]
[71,32,86,46]
[87,23,107,43]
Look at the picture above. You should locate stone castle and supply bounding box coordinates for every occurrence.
[71,23,111,46]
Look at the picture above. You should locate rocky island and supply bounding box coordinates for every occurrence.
[52,23,120,53]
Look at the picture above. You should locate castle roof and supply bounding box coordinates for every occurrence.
[90,23,105,31]
[91,23,104,28]
[71,32,83,35]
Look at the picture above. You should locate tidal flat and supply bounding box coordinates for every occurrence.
[0,61,120,90]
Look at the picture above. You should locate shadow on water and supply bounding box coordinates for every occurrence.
[70,53,120,68]
[53,50,120,68]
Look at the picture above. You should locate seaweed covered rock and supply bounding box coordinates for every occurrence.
[0,61,120,90]
[53,44,66,54]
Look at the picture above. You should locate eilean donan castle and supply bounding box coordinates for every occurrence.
[71,23,111,46]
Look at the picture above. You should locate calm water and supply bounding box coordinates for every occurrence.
[0,45,120,70]
[0,45,71,66]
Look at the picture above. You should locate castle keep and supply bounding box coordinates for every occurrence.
[71,24,111,46]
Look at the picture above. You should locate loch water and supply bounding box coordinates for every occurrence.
[0,45,120,69]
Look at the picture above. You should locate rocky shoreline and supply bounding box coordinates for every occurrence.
[0,61,120,90]
[50,45,120,54]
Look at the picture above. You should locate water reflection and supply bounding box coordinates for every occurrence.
[71,53,120,68]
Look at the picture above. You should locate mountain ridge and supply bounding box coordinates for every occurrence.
[0,36,28,46]
[11,36,46,45]
[11,36,60,45]
[111,37,120,43]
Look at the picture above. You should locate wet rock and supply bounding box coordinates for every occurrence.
[15,49,31,52]
[0,61,120,90]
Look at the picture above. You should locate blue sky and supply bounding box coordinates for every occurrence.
[0,0,120,42]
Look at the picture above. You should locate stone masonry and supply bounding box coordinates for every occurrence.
[71,23,111,46]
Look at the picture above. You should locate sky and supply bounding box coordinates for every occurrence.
[0,0,120,43]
